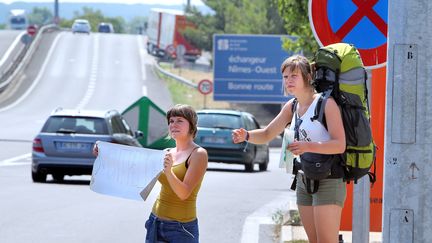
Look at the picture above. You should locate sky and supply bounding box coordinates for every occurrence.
[4,0,204,5]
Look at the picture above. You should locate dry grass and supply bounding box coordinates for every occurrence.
[158,63,231,110]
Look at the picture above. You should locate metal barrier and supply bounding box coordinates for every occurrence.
[0,32,26,78]
[0,24,59,93]
[153,61,197,89]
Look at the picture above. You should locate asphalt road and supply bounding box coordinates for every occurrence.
[0,31,295,243]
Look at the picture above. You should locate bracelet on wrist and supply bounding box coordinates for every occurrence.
[245,131,250,141]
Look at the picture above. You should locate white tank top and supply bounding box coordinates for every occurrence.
[290,94,330,143]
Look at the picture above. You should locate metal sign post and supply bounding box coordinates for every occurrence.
[383,0,432,242]
[198,79,213,109]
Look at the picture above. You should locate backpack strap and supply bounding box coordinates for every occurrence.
[289,99,300,191]
[305,178,319,194]
[290,158,299,191]
[291,98,298,113]
[310,91,331,128]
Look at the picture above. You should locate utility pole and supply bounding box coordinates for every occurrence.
[54,0,59,25]
[186,0,191,12]
[383,0,432,242]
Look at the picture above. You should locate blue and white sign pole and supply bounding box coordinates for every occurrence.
[213,34,292,103]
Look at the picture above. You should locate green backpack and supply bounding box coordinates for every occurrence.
[311,43,376,184]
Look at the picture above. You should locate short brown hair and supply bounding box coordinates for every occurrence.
[166,104,198,138]
[280,55,312,86]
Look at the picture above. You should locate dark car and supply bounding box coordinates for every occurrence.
[98,22,114,33]
[194,109,269,172]
[31,108,143,183]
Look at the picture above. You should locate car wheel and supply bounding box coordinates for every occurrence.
[259,162,268,171]
[245,163,254,172]
[245,147,256,172]
[52,173,64,182]
[259,154,270,171]
[32,170,47,183]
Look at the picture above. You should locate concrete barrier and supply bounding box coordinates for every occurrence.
[0,24,59,93]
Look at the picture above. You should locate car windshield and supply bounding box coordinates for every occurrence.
[197,113,241,129]
[11,17,25,24]
[99,25,110,32]
[41,116,108,135]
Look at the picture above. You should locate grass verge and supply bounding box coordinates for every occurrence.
[156,62,231,109]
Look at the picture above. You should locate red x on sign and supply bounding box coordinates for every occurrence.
[309,0,388,69]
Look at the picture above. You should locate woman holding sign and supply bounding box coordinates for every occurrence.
[94,104,207,243]
[232,55,346,243]
[145,104,207,243]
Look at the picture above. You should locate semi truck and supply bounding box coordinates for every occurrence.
[9,9,28,30]
[146,8,201,62]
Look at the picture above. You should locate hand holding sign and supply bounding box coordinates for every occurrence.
[90,142,165,201]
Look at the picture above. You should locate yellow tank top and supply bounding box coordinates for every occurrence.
[152,154,203,222]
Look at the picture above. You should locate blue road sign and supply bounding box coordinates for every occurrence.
[213,34,292,103]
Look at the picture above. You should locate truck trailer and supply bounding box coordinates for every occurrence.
[146,8,201,62]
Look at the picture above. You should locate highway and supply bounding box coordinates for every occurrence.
[0,30,295,243]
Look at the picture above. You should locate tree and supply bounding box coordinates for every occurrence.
[28,7,53,26]
[58,7,126,33]
[183,0,285,51]
[276,0,319,58]
[128,16,147,34]
[105,16,126,33]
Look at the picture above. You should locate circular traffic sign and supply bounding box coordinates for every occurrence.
[309,0,388,69]
[27,25,37,37]
[197,79,213,95]
[20,34,32,45]
[165,44,176,56]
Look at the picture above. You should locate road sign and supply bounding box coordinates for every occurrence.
[213,34,292,103]
[20,34,32,45]
[27,25,37,37]
[165,44,176,56]
[176,44,186,57]
[198,79,213,95]
[309,0,388,69]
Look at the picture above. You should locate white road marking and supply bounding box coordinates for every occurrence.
[76,34,99,109]
[0,153,31,166]
[142,86,147,96]
[137,35,148,84]
[0,32,25,68]
[0,32,65,113]
[240,191,297,243]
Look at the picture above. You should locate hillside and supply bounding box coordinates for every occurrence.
[0,2,211,24]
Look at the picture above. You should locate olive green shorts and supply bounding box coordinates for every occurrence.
[296,173,346,207]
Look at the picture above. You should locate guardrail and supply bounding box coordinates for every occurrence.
[0,32,26,77]
[0,24,59,93]
[153,61,197,89]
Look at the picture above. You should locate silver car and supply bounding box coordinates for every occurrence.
[72,19,91,34]
[31,108,143,183]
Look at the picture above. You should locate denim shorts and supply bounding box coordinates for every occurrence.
[296,173,346,207]
[145,213,199,243]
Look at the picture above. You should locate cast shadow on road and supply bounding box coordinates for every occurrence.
[45,178,90,185]
[206,167,270,174]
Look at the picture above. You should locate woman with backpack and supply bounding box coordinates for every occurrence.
[232,55,346,243]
